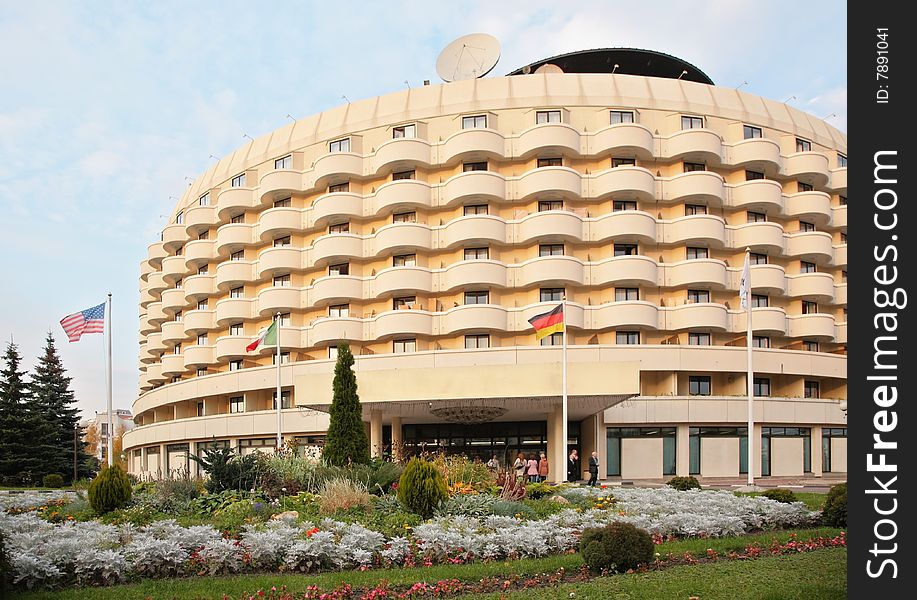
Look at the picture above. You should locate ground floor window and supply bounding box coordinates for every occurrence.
[822,427,847,473]
[606,427,676,477]
[761,427,811,476]
[689,427,748,475]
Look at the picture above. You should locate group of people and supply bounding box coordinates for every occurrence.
[485,449,599,486]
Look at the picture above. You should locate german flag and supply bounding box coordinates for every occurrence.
[528,304,564,340]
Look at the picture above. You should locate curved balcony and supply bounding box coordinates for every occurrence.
[139,342,154,364]
[835,283,847,306]
[312,192,364,227]
[516,256,585,287]
[183,205,217,234]
[312,152,363,187]
[663,171,725,204]
[146,332,165,355]
[517,210,583,243]
[441,171,507,206]
[259,170,303,205]
[215,223,256,256]
[516,123,581,158]
[515,167,581,200]
[160,288,188,314]
[440,128,506,164]
[312,233,363,266]
[784,191,831,226]
[373,179,432,216]
[216,187,256,221]
[730,222,785,253]
[372,138,432,174]
[139,288,158,309]
[748,264,787,295]
[182,274,215,301]
[725,138,782,171]
[589,166,656,201]
[373,309,434,339]
[257,247,303,278]
[215,298,255,325]
[161,223,188,252]
[786,313,836,340]
[833,244,847,267]
[258,208,303,241]
[836,322,847,344]
[783,152,830,187]
[661,215,726,246]
[832,205,847,229]
[257,286,302,315]
[441,305,508,334]
[786,273,836,302]
[590,301,659,331]
[590,255,658,287]
[784,231,834,262]
[140,261,155,282]
[147,274,167,299]
[183,345,217,368]
[373,223,431,255]
[310,317,364,346]
[182,310,215,335]
[372,266,433,298]
[215,336,252,360]
[147,242,167,269]
[442,215,507,248]
[829,167,847,192]
[160,354,185,378]
[215,260,255,290]
[661,129,723,163]
[310,275,363,306]
[160,255,189,284]
[442,260,508,291]
[665,303,729,331]
[183,240,216,269]
[589,124,654,159]
[728,179,783,212]
[590,210,656,243]
[145,363,165,386]
[749,307,787,335]
[160,320,187,346]
[665,259,728,289]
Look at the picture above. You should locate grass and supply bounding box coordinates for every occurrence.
[735,491,827,511]
[9,528,841,600]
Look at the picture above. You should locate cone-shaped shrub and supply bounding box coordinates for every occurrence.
[87,464,132,514]
[396,457,448,518]
[580,521,654,573]
[822,482,847,527]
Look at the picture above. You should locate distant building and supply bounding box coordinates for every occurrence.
[81,409,135,464]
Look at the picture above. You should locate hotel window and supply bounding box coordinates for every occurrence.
[229,250,244,262]
[229,396,244,413]
[175,211,184,224]
[801,261,816,273]
[393,253,416,267]
[393,338,416,353]
[465,334,490,349]
[615,287,638,301]
[686,247,708,260]
[838,153,847,167]
[799,221,816,232]
[614,243,637,256]
[328,222,350,233]
[616,331,640,345]
[683,162,706,172]
[539,244,564,257]
[198,230,209,240]
[536,110,561,124]
[328,346,338,360]
[329,138,350,153]
[328,182,350,193]
[614,200,637,211]
[842,270,848,282]
[272,274,291,287]
[229,360,243,372]
[173,343,181,354]
[689,375,712,396]
[612,157,636,168]
[681,115,704,129]
[170,376,182,384]
[538,199,563,211]
[839,195,847,205]
[231,173,246,187]
[688,289,710,303]
[273,197,291,208]
[278,312,291,326]
[537,157,563,168]
[329,263,349,276]
[327,304,350,318]
[174,278,183,289]
[802,300,818,314]
[274,155,292,170]
[230,213,245,224]
[463,161,487,172]
[393,124,416,138]
[175,311,183,322]
[795,138,812,152]
[745,170,765,181]
[197,333,208,345]
[804,380,820,398]
[272,353,291,366]
[753,335,770,348]
[196,369,207,378]
[175,245,184,256]
[229,323,243,336]
[272,390,292,408]
[393,296,416,310]
[230,286,244,298]
[199,192,210,206]
[393,211,416,223]
[754,377,771,397]
[540,288,564,302]
[609,110,635,124]
[685,204,707,215]
[465,290,489,304]
[540,332,563,346]
[803,340,819,352]
[392,170,415,180]
[273,236,291,247]
[841,232,847,244]
[197,265,209,275]
[464,204,488,215]
[688,332,711,346]
[752,294,769,308]
[743,125,762,139]
[462,114,487,129]
[197,299,209,310]
[747,211,767,223]
[464,247,489,260]
[798,181,814,193]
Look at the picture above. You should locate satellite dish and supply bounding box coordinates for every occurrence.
[436,33,501,82]
[534,63,563,74]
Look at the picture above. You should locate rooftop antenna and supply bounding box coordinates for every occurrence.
[404,80,410,88]
[209,154,219,161]
[341,94,350,104]
[736,80,748,90]
[242,134,253,142]
[436,33,501,82]
[184,176,194,185]
[822,113,837,120]
[677,70,688,80]
[285,114,296,122]
[611,63,620,74]
[783,95,796,104]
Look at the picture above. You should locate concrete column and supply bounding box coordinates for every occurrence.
[596,414,608,481]
[810,426,823,477]
[141,446,149,473]
[159,443,168,479]
[391,416,403,461]
[189,441,198,477]
[370,410,383,458]
[676,424,690,476]
[546,404,566,483]
[580,413,605,480]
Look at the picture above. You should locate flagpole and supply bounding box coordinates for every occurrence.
[744,249,754,486]
[561,296,568,483]
[275,312,282,451]
[106,293,113,467]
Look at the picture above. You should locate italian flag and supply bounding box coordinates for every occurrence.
[528,304,564,340]
[246,320,278,352]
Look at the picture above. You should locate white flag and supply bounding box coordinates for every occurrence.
[739,253,751,310]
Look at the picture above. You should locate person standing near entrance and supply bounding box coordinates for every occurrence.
[538,452,549,482]
[587,451,599,487]
[526,454,539,482]
[486,455,499,472]
[568,449,579,482]
[513,452,526,480]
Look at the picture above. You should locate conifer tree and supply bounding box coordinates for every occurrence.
[322,343,370,466]
[0,342,48,482]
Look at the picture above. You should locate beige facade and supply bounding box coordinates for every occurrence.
[127,56,847,480]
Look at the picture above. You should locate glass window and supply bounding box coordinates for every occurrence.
[752,335,770,348]
[536,110,561,124]
[274,155,292,170]
[610,110,635,124]
[229,323,243,336]
[745,170,765,181]
[803,340,819,352]
[464,290,489,304]
[197,299,209,310]
[329,263,349,276]
[272,390,292,408]
[752,294,769,308]
[174,311,183,322]
[229,396,244,413]
[795,138,812,152]
[539,244,564,257]
[198,230,209,240]
[462,115,487,129]
[393,124,416,138]
[614,200,637,211]
[681,115,704,129]
[393,296,416,310]
[273,274,291,287]
[540,288,564,302]
[743,125,762,139]
[840,232,847,244]
[464,247,489,260]
[277,312,291,326]
[804,380,820,398]
[173,343,181,355]
[689,375,711,396]
[683,162,706,172]
[687,289,710,303]
[537,157,563,168]
[393,211,416,223]
[230,213,245,224]
[750,253,768,265]
[392,170,415,181]
[614,244,637,256]
[689,431,700,474]
[329,138,350,153]
[231,173,246,187]
[174,278,183,289]
[753,377,770,396]
[837,154,847,167]
[688,332,711,345]
[615,287,638,301]
[687,247,708,260]
[798,181,814,193]
[228,250,244,262]
[685,204,707,215]
[329,222,350,233]
[801,261,816,273]
[273,236,291,247]
[747,211,767,223]
[229,360,243,372]
[465,334,490,349]
[540,332,563,346]
[175,211,184,225]
[612,157,636,168]
[616,331,640,345]
[802,300,818,314]
[230,286,244,299]
[328,182,350,193]
[463,161,488,172]
[328,346,338,360]
[839,195,847,206]
[393,253,416,267]
[199,192,210,206]
[393,338,416,353]
[538,199,563,211]
[464,204,488,215]
[273,197,291,208]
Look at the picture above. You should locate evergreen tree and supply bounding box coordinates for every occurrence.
[322,343,370,466]
[0,342,51,482]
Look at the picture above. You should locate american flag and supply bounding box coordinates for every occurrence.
[60,302,106,342]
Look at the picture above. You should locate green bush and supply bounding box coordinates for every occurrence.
[190,447,264,493]
[435,493,495,517]
[526,482,558,499]
[521,497,567,519]
[580,522,655,573]
[87,465,132,514]
[396,458,448,518]
[42,473,65,488]
[762,488,797,504]
[666,476,701,491]
[822,482,847,527]
[491,500,536,519]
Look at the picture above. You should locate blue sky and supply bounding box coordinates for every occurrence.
[0,1,847,417]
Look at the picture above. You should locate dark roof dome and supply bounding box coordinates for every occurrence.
[508,48,714,85]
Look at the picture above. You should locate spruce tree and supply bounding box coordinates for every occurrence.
[322,343,370,466]
[0,342,49,482]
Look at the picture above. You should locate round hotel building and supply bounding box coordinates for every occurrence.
[125,48,848,482]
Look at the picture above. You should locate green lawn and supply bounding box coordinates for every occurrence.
[735,491,827,511]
